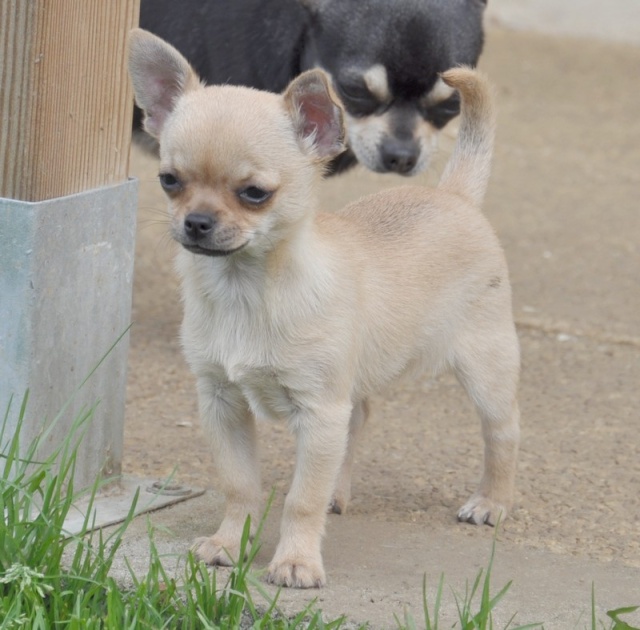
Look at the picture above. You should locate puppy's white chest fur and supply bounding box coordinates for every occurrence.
[178,249,338,420]
[183,301,309,420]
[229,365,302,421]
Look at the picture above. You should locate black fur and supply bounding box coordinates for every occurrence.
[135,0,486,175]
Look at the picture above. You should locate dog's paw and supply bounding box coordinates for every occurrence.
[328,496,346,515]
[328,483,351,515]
[191,536,240,566]
[266,556,325,588]
[457,494,508,527]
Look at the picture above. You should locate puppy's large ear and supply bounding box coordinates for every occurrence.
[284,70,345,161]
[128,28,200,138]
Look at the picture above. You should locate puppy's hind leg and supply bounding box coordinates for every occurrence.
[191,376,261,566]
[453,321,521,526]
[329,399,369,515]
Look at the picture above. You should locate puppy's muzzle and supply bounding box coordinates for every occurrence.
[184,212,215,242]
[179,212,246,257]
[380,138,420,175]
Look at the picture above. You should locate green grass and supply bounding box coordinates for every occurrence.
[0,392,349,629]
[395,538,542,630]
[1,389,638,629]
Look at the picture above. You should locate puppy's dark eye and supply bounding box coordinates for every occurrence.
[422,93,461,129]
[159,172,182,192]
[340,83,370,102]
[238,186,272,205]
[337,83,378,116]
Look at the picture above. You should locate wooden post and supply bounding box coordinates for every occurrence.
[0,0,141,489]
[0,0,139,201]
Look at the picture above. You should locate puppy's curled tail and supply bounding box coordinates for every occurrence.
[437,67,496,207]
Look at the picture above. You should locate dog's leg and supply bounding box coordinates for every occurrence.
[191,376,261,565]
[329,399,369,515]
[453,324,521,526]
[267,401,351,588]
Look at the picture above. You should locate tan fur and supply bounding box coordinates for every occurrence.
[128,28,521,589]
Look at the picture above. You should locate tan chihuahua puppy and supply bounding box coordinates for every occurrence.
[128,28,520,589]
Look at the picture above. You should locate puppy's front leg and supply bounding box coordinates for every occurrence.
[192,376,261,566]
[267,401,351,588]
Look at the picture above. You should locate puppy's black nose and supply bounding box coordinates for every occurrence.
[381,140,419,174]
[184,213,214,241]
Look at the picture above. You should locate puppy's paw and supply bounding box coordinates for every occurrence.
[457,494,509,527]
[266,556,325,588]
[328,481,351,515]
[328,495,347,515]
[191,535,241,566]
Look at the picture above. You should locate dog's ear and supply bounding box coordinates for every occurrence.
[128,28,200,139]
[284,69,345,161]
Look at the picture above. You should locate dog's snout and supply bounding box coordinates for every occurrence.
[381,140,419,175]
[184,213,215,241]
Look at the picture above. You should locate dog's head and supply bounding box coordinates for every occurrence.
[299,0,486,176]
[128,29,345,258]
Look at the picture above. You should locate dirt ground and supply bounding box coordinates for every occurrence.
[122,25,640,625]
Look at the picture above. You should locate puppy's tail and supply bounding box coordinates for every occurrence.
[437,67,496,207]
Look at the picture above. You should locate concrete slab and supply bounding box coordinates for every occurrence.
[63,476,204,536]
[107,492,640,629]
